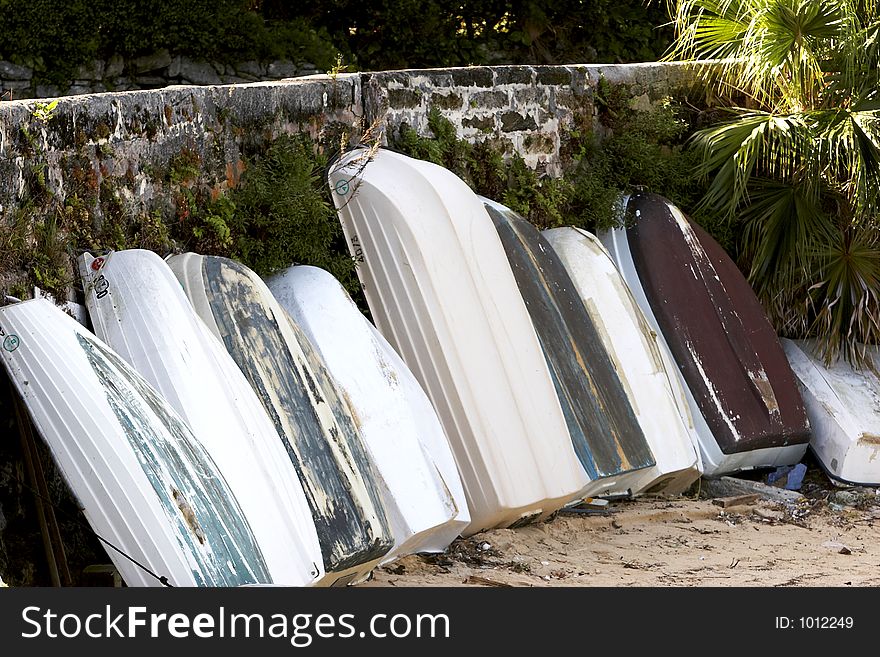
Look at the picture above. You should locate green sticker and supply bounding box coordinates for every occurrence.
[334,179,350,195]
[3,334,20,352]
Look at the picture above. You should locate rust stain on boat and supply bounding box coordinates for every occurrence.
[858,433,880,446]
[485,202,654,480]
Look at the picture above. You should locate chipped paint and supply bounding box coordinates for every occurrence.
[76,249,325,586]
[484,200,654,479]
[626,193,809,455]
[194,256,393,573]
[74,328,268,586]
[266,264,469,558]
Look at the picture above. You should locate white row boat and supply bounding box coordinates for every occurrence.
[543,227,702,495]
[330,148,590,534]
[167,252,395,583]
[482,198,656,497]
[77,249,325,585]
[266,264,470,556]
[782,339,880,486]
[0,299,280,586]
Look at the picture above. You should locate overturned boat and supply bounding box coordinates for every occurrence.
[482,199,656,496]
[542,226,702,495]
[782,340,880,486]
[266,264,470,556]
[0,299,300,586]
[167,253,394,582]
[77,249,326,585]
[330,148,590,534]
[599,193,810,476]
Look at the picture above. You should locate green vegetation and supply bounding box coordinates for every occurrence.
[0,113,358,301]
[394,90,725,246]
[0,2,672,88]
[0,1,341,86]
[305,0,673,70]
[170,134,358,292]
[667,0,880,365]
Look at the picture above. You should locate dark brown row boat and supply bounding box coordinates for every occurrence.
[617,192,809,464]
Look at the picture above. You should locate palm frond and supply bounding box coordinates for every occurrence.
[813,107,880,217]
[809,223,880,366]
[690,110,813,215]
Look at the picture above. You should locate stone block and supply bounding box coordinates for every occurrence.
[536,67,571,86]
[105,54,125,78]
[451,67,493,88]
[131,50,172,74]
[387,88,422,108]
[178,59,222,86]
[0,60,32,80]
[267,60,299,79]
[500,111,537,132]
[237,60,266,78]
[470,90,508,108]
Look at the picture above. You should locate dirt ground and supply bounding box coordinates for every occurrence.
[360,463,880,588]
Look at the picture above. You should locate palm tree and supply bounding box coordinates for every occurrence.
[664,0,880,366]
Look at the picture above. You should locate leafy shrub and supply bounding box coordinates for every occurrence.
[0,1,342,86]
[224,134,357,291]
[667,0,880,365]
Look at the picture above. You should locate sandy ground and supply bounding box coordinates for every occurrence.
[359,472,880,588]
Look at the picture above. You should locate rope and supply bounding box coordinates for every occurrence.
[8,471,173,587]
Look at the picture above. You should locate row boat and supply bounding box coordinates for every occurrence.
[543,226,702,495]
[0,299,286,586]
[782,339,880,486]
[266,264,470,556]
[77,250,326,585]
[482,198,656,497]
[166,252,396,584]
[330,148,590,534]
[599,193,810,476]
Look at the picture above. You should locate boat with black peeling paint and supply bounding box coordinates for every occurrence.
[329,147,591,535]
[542,226,703,495]
[0,299,287,587]
[77,249,325,586]
[782,339,880,486]
[482,198,656,497]
[599,193,810,476]
[266,264,470,557]
[167,253,394,583]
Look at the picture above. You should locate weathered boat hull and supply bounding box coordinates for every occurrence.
[483,199,655,496]
[77,249,325,586]
[543,226,703,495]
[266,264,469,556]
[167,253,394,582]
[599,193,810,475]
[0,300,277,586]
[330,148,590,534]
[782,339,880,486]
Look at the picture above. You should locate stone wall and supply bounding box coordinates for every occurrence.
[0,62,697,207]
[0,62,698,291]
[366,63,696,176]
[0,53,322,100]
[0,74,361,221]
